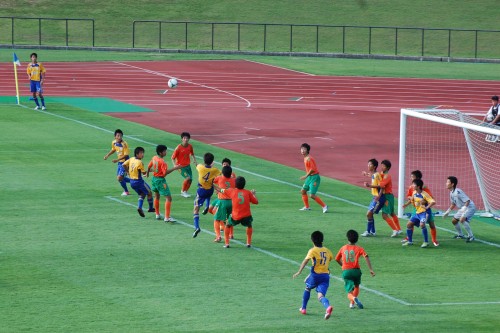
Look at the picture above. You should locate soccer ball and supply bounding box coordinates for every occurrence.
[168,78,178,89]
[487,114,494,122]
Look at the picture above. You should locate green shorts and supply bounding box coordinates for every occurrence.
[179,165,193,180]
[342,268,362,293]
[381,193,395,215]
[151,176,171,196]
[302,174,321,195]
[214,199,232,221]
[228,215,253,227]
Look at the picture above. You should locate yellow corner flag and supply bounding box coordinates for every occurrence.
[13,53,21,105]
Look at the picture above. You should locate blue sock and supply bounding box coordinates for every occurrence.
[319,296,331,309]
[147,197,154,209]
[34,98,40,106]
[368,218,375,233]
[138,197,144,209]
[194,214,200,229]
[124,177,130,183]
[407,228,413,242]
[119,180,129,192]
[422,227,428,242]
[41,98,45,107]
[302,289,311,309]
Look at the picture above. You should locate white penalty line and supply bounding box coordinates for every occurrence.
[105,195,500,307]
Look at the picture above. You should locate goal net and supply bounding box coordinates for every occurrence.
[398,108,500,218]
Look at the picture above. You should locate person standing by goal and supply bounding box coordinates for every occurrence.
[443,176,476,243]
[483,95,500,125]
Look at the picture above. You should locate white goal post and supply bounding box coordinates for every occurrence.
[398,108,500,218]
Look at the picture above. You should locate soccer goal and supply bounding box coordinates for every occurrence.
[398,108,500,218]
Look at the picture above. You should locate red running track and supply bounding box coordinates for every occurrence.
[2,59,500,195]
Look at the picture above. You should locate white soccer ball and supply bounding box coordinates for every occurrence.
[487,114,494,122]
[168,78,178,89]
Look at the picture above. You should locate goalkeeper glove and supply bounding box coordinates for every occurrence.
[443,209,451,218]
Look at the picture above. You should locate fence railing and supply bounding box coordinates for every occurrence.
[0,16,95,47]
[2,16,499,61]
[132,21,500,59]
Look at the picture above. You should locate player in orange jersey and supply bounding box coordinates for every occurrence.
[335,230,375,309]
[211,165,236,242]
[219,176,258,248]
[171,132,197,198]
[299,143,328,213]
[378,160,402,236]
[147,145,182,223]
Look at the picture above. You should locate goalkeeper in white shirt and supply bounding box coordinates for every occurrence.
[442,176,476,243]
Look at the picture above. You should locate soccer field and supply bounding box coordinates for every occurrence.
[1,102,499,332]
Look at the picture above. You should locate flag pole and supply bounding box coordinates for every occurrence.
[13,61,20,105]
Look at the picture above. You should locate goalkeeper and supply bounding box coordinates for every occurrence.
[442,176,476,243]
[483,95,500,125]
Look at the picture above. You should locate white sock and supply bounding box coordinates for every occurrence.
[454,223,463,235]
[463,222,473,237]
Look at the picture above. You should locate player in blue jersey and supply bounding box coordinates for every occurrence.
[293,230,334,320]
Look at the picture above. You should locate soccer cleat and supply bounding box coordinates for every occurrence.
[391,230,400,238]
[180,191,191,198]
[156,214,163,220]
[354,298,364,309]
[361,231,371,237]
[213,237,222,243]
[324,306,333,319]
[349,303,355,309]
[402,241,413,246]
[164,217,176,223]
[421,242,429,248]
[223,244,230,248]
[202,207,209,215]
[246,244,251,248]
[433,241,440,247]
[192,228,201,238]
[148,208,155,213]
[121,191,130,196]
[34,106,39,110]
[401,237,409,243]
[299,207,311,211]
[137,208,145,217]
[466,236,475,243]
[299,308,307,315]
[41,106,46,110]
[322,205,328,213]
[453,235,465,239]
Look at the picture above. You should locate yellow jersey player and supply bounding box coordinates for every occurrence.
[192,152,220,238]
[26,52,46,110]
[361,158,385,237]
[103,129,131,196]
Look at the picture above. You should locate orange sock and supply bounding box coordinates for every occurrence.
[431,228,437,243]
[383,216,397,231]
[224,225,230,245]
[353,285,360,297]
[165,201,172,218]
[348,293,355,303]
[391,214,401,230]
[214,221,221,239]
[302,194,310,208]
[314,196,326,207]
[183,179,192,192]
[246,227,253,245]
[229,225,234,238]
[154,199,160,215]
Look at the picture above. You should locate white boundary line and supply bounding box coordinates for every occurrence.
[22,105,500,306]
[113,61,252,108]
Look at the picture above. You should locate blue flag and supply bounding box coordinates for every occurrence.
[13,53,21,66]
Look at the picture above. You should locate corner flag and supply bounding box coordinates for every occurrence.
[13,53,21,104]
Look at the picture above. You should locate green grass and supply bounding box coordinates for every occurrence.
[1,100,499,332]
[1,1,500,58]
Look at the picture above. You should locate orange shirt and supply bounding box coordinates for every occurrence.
[304,155,319,176]
[335,244,368,270]
[171,144,194,167]
[222,188,258,220]
[379,173,393,194]
[214,175,236,199]
[148,155,168,177]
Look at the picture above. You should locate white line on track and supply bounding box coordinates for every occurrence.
[113,61,252,108]
[21,105,500,306]
[209,136,266,145]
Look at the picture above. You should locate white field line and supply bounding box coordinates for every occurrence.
[113,61,252,108]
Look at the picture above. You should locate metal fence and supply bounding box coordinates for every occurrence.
[0,16,95,47]
[2,16,499,61]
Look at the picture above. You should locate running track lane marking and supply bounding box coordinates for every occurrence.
[105,196,500,307]
[113,61,252,108]
[25,103,500,251]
